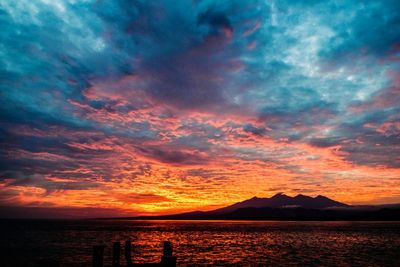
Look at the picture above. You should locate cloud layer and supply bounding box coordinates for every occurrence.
[0,0,399,217]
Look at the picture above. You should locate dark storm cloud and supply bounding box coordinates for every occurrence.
[197,8,233,35]
[317,0,400,63]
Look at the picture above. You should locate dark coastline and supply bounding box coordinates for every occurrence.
[97,207,400,221]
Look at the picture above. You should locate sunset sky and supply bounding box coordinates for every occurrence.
[1,0,400,218]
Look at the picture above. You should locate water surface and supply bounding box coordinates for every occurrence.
[1,220,399,266]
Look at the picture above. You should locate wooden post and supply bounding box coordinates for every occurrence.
[112,241,121,267]
[161,241,176,267]
[124,240,133,267]
[93,245,104,267]
[163,241,173,257]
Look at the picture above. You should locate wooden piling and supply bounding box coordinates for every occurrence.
[161,241,176,267]
[112,241,121,267]
[125,240,133,266]
[93,245,104,267]
[163,242,173,257]
[91,240,176,267]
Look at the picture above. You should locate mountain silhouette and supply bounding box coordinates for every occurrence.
[210,193,348,214]
[100,193,400,221]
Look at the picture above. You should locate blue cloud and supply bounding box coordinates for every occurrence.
[1,0,400,195]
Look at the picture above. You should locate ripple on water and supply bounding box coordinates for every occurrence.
[1,220,400,266]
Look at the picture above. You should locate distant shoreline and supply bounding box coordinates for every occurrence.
[93,206,400,221]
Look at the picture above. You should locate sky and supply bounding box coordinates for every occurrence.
[0,0,400,218]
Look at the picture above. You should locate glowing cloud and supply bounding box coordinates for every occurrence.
[0,0,399,217]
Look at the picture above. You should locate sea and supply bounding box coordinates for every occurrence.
[1,220,399,266]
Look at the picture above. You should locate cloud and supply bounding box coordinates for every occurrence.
[115,193,172,204]
[1,0,400,215]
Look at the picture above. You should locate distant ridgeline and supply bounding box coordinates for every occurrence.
[110,193,400,221]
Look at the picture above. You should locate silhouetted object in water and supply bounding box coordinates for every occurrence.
[125,240,133,266]
[93,245,104,267]
[161,241,176,267]
[112,242,121,267]
[163,241,173,257]
[92,240,177,267]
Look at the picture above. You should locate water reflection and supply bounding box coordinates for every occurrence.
[1,220,400,266]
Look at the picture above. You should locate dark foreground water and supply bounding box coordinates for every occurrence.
[0,220,399,267]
